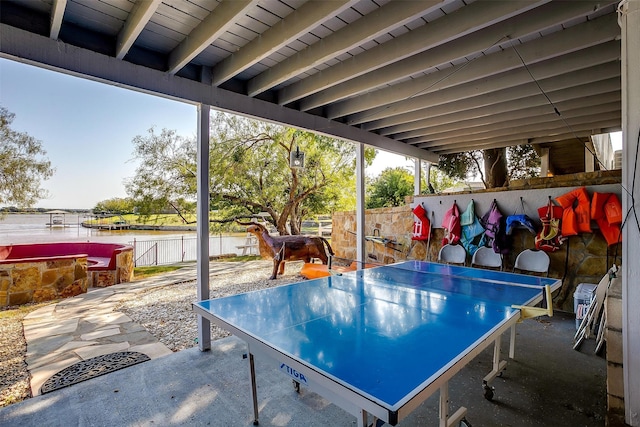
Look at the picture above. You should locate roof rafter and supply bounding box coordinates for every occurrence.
[116,0,162,60]
[355,48,620,129]
[422,114,621,151]
[247,0,444,97]
[167,0,259,75]
[211,0,359,86]
[435,124,620,154]
[391,91,622,143]
[379,77,621,136]
[50,0,67,40]
[362,61,620,131]
[407,101,621,144]
[327,11,619,120]
[283,0,546,107]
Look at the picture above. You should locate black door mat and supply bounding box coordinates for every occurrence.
[40,351,150,394]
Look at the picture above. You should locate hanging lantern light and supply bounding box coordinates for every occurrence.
[289,146,305,169]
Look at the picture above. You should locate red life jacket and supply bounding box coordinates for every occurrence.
[412,203,431,241]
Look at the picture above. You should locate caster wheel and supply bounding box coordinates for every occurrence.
[483,384,494,401]
[292,380,300,393]
[460,418,472,427]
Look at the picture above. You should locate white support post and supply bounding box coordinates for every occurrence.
[356,143,366,267]
[540,147,550,177]
[620,1,640,424]
[414,158,422,195]
[585,145,595,172]
[197,103,211,351]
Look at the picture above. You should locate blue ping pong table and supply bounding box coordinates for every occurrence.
[193,260,561,426]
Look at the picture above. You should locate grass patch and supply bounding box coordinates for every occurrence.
[133,265,185,280]
[0,301,56,319]
[132,256,262,280]
[84,213,196,227]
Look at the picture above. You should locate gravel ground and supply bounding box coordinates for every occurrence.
[0,309,31,407]
[0,261,306,407]
[117,262,306,352]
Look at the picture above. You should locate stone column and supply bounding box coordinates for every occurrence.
[606,277,624,424]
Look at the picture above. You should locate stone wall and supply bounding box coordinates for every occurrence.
[116,248,134,284]
[331,170,623,313]
[0,256,88,307]
[0,246,135,306]
[332,206,414,265]
[90,248,134,288]
[606,277,625,426]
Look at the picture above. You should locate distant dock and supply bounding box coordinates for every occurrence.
[46,222,72,228]
[82,222,131,230]
[80,222,196,232]
[81,213,131,230]
[45,210,72,228]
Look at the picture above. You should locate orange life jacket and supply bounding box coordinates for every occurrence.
[554,186,592,236]
[591,192,623,246]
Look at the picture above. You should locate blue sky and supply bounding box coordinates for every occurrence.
[1,58,410,210]
[1,58,198,209]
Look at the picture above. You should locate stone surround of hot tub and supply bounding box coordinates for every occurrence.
[0,242,134,307]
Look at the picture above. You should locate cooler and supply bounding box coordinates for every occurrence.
[574,283,598,329]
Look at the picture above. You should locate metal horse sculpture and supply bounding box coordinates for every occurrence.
[239,221,334,280]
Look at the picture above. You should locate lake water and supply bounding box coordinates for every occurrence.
[0,214,253,265]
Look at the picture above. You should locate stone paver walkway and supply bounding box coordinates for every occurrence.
[22,261,269,396]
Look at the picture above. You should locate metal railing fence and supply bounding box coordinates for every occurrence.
[130,235,254,266]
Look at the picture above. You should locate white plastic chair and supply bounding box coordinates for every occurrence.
[471,246,503,270]
[513,249,550,276]
[438,244,466,265]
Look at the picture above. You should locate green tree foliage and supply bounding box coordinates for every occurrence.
[0,107,54,208]
[126,112,374,234]
[365,164,459,207]
[126,128,196,216]
[438,145,540,188]
[438,151,483,182]
[426,166,457,194]
[366,167,414,208]
[507,144,541,180]
[93,197,136,214]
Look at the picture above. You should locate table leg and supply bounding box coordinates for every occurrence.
[358,409,367,427]
[482,335,507,401]
[249,353,259,425]
[439,382,467,427]
[509,324,516,359]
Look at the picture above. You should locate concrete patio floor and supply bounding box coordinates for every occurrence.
[1,302,606,426]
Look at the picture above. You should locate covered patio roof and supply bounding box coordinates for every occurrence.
[0,0,622,166]
[1,1,638,425]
